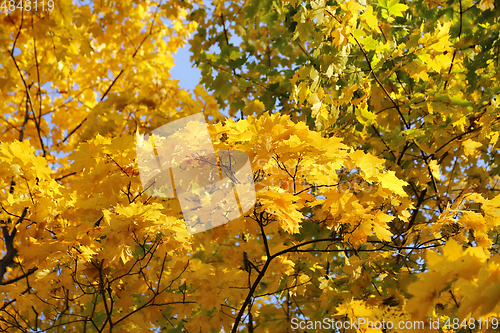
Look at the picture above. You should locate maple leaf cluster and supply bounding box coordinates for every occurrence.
[1,0,500,332]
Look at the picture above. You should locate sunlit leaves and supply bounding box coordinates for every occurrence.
[377,0,409,18]
[1,0,500,331]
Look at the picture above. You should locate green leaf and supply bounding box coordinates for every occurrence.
[356,105,377,126]
[363,35,379,52]
[167,321,185,333]
[387,0,408,17]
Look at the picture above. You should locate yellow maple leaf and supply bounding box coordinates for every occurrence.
[428,159,441,181]
[377,170,408,197]
[463,138,482,156]
[349,150,384,179]
[244,99,266,115]
[259,191,304,234]
[478,0,495,10]
[373,223,393,242]
[361,6,378,31]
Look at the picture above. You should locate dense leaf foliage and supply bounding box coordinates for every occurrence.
[0,0,499,332]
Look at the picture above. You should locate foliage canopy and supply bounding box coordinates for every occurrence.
[1,0,500,332]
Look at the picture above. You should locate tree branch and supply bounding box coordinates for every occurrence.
[0,207,29,283]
